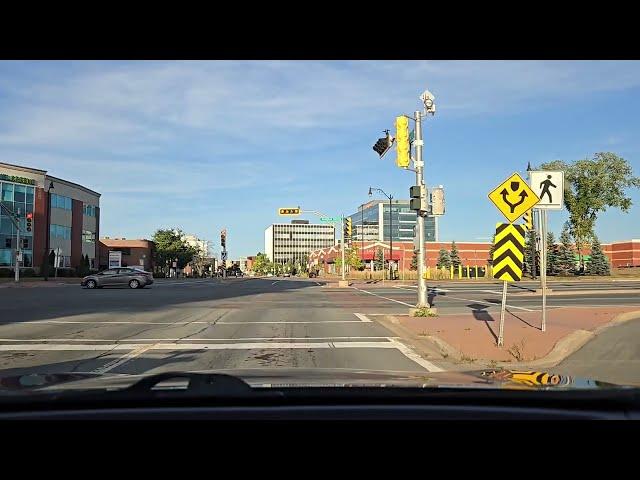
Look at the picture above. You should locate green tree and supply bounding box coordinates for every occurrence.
[540,153,640,268]
[374,247,384,270]
[587,235,610,276]
[546,231,558,275]
[449,241,461,268]
[436,248,451,268]
[347,245,364,270]
[556,223,576,275]
[152,228,198,274]
[524,229,537,278]
[488,232,496,264]
[251,252,271,274]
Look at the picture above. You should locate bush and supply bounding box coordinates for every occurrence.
[21,268,35,277]
[0,268,14,278]
[153,271,166,278]
[54,268,76,277]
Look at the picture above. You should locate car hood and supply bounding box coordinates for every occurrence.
[0,368,624,394]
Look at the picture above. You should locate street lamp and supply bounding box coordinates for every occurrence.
[369,187,394,280]
[43,181,54,281]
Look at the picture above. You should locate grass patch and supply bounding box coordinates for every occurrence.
[413,307,438,317]
[507,339,527,361]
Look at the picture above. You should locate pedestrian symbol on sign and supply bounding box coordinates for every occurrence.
[539,175,557,203]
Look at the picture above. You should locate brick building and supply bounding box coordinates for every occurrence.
[98,238,155,271]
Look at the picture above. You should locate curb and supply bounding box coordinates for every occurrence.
[387,309,640,368]
[511,288,639,297]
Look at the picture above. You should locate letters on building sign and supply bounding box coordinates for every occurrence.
[0,174,36,185]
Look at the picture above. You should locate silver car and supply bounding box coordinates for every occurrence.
[82,268,154,289]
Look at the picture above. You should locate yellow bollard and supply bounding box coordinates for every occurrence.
[466,265,470,278]
[475,265,478,279]
[450,265,454,279]
[427,266,431,279]
[458,264,462,279]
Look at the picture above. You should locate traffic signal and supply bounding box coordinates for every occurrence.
[343,217,352,241]
[278,208,300,216]
[410,185,427,212]
[221,229,227,249]
[26,212,33,232]
[372,131,393,157]
[395,115,410,168]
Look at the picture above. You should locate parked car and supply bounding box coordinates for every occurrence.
[81,268,154,289]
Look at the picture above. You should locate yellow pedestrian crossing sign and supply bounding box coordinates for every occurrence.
[488,172,540,223]
[492,223,525,281]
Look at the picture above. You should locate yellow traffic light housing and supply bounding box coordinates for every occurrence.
[395,115,410,168]
[278,208,301,216]
[344,217,352,239]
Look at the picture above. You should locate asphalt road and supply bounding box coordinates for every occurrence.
[553,318,640,386]
[0,277,447,378]
[0,277,638,384]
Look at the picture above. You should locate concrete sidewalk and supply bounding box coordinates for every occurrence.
[390,306,640,365]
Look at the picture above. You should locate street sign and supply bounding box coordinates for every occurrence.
[492,223,525,282]
[320,217,340,223]
[488,172,540,223]
[529,170,564,210]
[278,208,300,216]
[109,251,122,268]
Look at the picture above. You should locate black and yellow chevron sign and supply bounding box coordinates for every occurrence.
[522,209,533,231]
[492,223,525,281]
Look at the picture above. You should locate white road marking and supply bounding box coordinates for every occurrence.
[439,294,536,312]
[388,339,444,372]
[353,313,373,322]
[271,280,281,285]
[0,336,399,342]
[92,343,157,374]
[3,320,214,325]
[351,287,415,307]
[217,320,366,324]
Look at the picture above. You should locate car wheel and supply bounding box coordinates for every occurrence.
[129,279,140,289]
[86,279,97,289]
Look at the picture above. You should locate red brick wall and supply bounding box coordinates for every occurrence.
[32,187,47,274]
[71,199,83,268]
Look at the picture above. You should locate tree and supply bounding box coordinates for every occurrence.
[152,228,198,274]
[449,241,461,268]
[546,231,558,275]
[524,229,538,278]
[556,223,576,275]
[347,245,364,270]
[374,247,384,270]
[252,252,271,274]
[488,232,496,264]
[436,248,451,268]
[587,235,610,276]
[541,153,640,268]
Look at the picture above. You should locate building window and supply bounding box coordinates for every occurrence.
[83,204,96,217]
[50,224,71,240]
[51,193,72,210]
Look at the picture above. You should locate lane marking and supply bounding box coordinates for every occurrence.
[437,294,536,312]
[271,280,281,285]
[354,313,373,323]
[351,287,415,307]
[217,320,366,324]
[0,336,399,343]
[388,339,444,372]
[2,320,213,325]
[92,343,157,374]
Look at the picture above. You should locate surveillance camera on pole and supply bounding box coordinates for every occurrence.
[420,90,436,116]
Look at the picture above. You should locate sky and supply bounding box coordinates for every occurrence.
[1,60,639,258]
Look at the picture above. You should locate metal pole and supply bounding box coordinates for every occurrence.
[341,215,345,281]
[389,195,393,280]
[541,209,548,332]
[15,210,20,283]
[415,110,428,307]
[498,280,507,346]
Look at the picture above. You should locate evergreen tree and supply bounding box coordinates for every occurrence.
[546,231,558,275]
[374,248,384,270]
[449,241,461,268]
[524,229,537,278]
[556,223,576,274]
[437,248,451,268]
[488,232,496,264]
[587,235,611,276]
[410,251,418,270]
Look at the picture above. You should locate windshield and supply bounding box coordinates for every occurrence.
[0,60,639,397]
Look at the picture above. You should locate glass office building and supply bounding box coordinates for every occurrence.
[348,200,438,243]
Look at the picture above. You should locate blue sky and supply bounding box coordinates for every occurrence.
[1,60,639,258]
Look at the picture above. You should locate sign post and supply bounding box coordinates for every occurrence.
[529,170,564,333]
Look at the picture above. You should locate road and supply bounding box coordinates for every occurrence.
[0,277,638,382]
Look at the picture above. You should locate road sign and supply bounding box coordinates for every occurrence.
[320,217,340,222]
[278,208,300,216]
[488,172,540,223]
[529,170,564,210]
[492,223,525,282]
[109,251,122,268]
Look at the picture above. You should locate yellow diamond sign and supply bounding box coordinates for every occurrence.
[488,172,540,223]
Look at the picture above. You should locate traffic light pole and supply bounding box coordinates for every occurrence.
[341,215,345,281]
[414,110,428,308]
